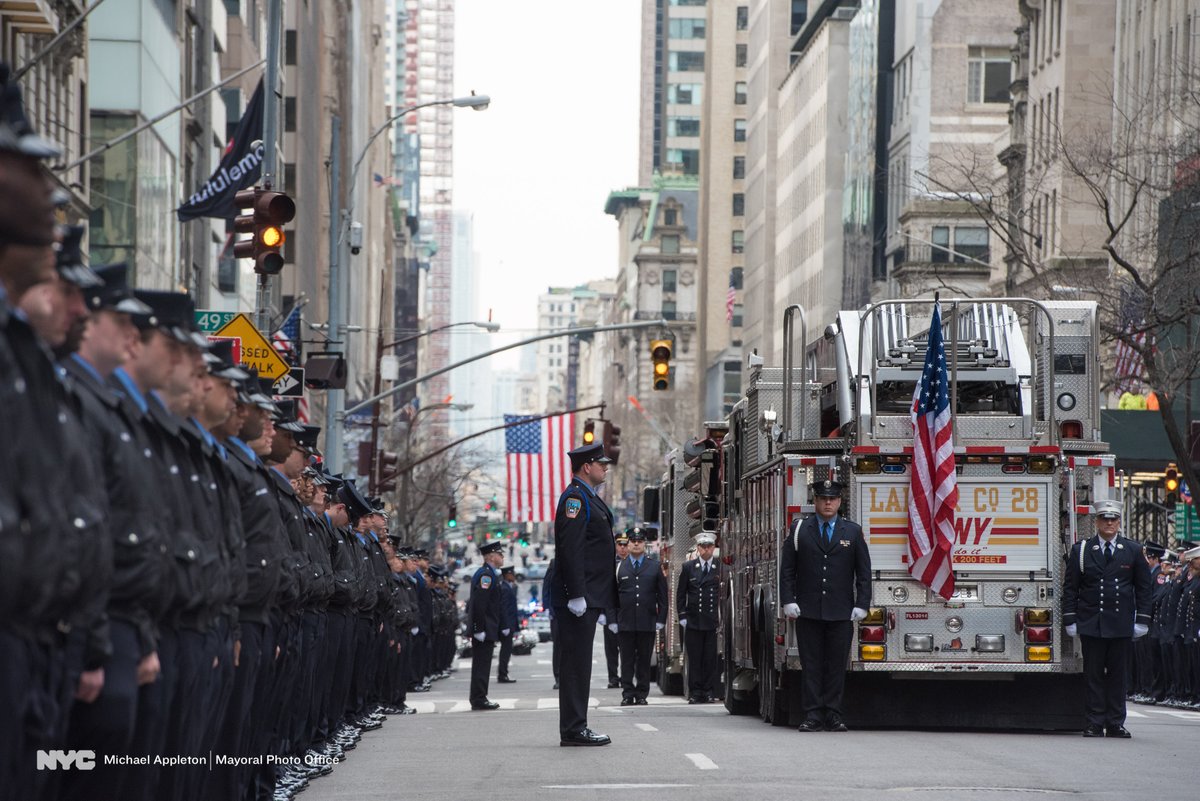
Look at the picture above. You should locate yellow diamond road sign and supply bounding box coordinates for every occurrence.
[214,313,291,380]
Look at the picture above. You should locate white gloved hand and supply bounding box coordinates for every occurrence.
[1133,623,1149,639]
[1065,623,1077,638]
[679,618,688,629]
[410,627,419,636]
[473,632,485,642]
[501,628,510,637]
[656,622,665,631]
[608,623,618,634]
[851,607,868,623]
[783,603,800,620]
[567,597,587,617]
[597,614,607,626]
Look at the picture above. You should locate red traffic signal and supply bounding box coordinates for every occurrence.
[603,421,622,465]
[233,187,296,275]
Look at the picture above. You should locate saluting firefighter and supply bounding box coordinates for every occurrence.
[608,526,668,705]
[1062,500,1153,738]
[676,530,722,704]
[468,540,507,710]
[779,479,872,733]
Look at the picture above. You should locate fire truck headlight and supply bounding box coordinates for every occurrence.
[945,616,963,633]
[1056,392,1076,411]
[1001,587,1020,604]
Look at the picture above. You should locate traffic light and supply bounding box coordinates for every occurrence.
[602,421,622,465]
[1165,463,1180,505]
[356,441,374,478]
[376,450,399,493]
[650,339,672,390]
[233,187,296,275]
[582,419,596,445]
[447,502,457,528]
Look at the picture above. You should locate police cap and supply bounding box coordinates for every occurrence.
[54,226,102,289]
[625,526,646,542]
[0,62,61,159]
[85,263,151,315]
[500,565,516,575]
[568,442,612,472]
[1144,541,1167,559]
[294,424,322,455]
[811,479,843,498]
[337,480,373,522]
[478,540,504,556]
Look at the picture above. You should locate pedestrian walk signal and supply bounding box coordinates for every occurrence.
[650,339,672,391]
[582,419,596,445]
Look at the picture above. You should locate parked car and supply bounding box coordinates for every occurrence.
[523,561,550,580]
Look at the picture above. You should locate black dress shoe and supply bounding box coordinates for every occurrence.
[607,680,621,689]
[397,706,417,715]
[1106,726,1132,738]
[797,718,824,732]
[471,701,500,711]
[620,697,635,706]
[1082,725,1105,737]
[552,682,559,690]
[635,697,649,706]
[560,728,611,746]
[826,718,849,732]
[687,696,699,704]
[497,677,517,683]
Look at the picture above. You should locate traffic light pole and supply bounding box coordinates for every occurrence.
[255,0,283,332]
[324,115,343,474]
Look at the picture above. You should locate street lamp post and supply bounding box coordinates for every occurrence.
[324,93,490,474]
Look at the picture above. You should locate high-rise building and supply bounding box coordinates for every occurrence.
[640,0,708,183]
[535,281,616,413]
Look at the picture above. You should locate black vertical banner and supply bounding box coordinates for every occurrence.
[177,79,265,221]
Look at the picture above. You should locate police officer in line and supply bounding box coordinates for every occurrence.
[1169,544,1200,707]
[1131,541,1169,702]
[468,540,507,710]
[1062,500,1153,738]
[601,533,629,689]
[608,527,667,706]
[553,442,617,747]
[677,531,722,704]
[496,565,519,683]
[779,478,872,732]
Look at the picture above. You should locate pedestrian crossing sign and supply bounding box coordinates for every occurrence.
[213,313,291,380]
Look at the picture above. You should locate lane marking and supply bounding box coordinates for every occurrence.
[537,659,552,664]
[685,753,718,770]
[1124,709,1146,718]
[445,700,472,713]
[496,698,518,709]
[407,701,437,714]
[1143,708,1200,720]
[544,785,694,790]
[537,698,558,709]
[635,723,658,731]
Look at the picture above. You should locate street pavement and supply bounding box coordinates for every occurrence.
[304,628,1200,801]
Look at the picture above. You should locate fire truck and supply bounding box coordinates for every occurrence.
[681,298,1110,729]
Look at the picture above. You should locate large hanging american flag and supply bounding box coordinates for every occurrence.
[907,302,957,600]
[505,413,575,522]
[1113,288,1149,394]
[725,270,738,323]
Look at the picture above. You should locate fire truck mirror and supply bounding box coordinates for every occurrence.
[642,485,660,523]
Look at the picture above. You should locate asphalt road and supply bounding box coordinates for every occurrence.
[304,628,1200,801]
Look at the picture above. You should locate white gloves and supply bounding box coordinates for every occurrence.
[679,618,687,629]
[1133,623,1149,639]
[567,597,587,617]
[410,627,419,636]
[851,607,868,622]
[473,632,485,641]
[783,603,800,620]
[597,614,607,626]
[501,628,510,637]
[1065,624,1077,638]
[656,622,665,631]
[608,624,618,634]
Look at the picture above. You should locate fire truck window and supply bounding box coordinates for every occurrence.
[877,380,1021,414]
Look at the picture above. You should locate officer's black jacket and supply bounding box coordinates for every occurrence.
[610,555,668,631]
[64,356,170,658]
[779,515,872,621]
[268,468,321,610]
[499,578,519,631]
[301,507,336,605]
[1062,535,1153,638]
[365,533,394,616]
[1178,575,1200,645]
[221,439,287,624]
[676,558,722,630]
[431,587,455,635]
[0,297,28,625]
[552,478,617,610]
[324,521,362,611]
[179,417,241,625]
[1150,565,1173,640]
[1159,572,1184,639]
[469,564,502,641]
[414,571,433,633]
[390,572,417,629]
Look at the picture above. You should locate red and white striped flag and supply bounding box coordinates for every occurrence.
[505,413,575,522]
[907,302,957,600]
[1113,323,1147,394]
[271,305,308,422]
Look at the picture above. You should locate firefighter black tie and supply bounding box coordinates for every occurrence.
[1104,542,1113,565]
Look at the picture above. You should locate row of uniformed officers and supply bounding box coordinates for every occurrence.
[1129,541,1200,709]
[0,65,459,801]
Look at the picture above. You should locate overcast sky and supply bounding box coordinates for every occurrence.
[453,0,642,366]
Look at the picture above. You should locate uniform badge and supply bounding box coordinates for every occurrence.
[840,539,850,547]
[480,575,492,589]
[1157,574,1167,585]
[565,498,581,519]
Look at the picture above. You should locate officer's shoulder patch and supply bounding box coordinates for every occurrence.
[480,575,492,589]
[565,498,582,519]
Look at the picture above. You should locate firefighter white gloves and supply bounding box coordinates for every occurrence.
[567,597,587,617]
[656,622,665,631]
[1065,624,1078,638]
[783,603,800,620]
[608,624,618,634]
[597,614,607,626]
[410,627,419,636]
[473,632,485,641]
[501,629,510,637]
[680,618,688,629]
[1133,623,1149,639]
[851,607,868,622]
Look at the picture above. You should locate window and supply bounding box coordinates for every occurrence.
[790,1,808,36]
[662,300,678,320]
[284,96,296,132]
[670,0,707,5]
[669,51,706,72]
[732,230,745,253]
[668,18,706,39]
[732,303,744,328]
[732,193,745,216]
[734,82,747,104]
[661,235,680,255]
[931,226,951,263]
[967,46,1011,104]
[667,148,700,174]
[670,116,701,137]
[954,227,989,262]
[730,266,744,289]
[736,44,748,68]
[285,29,297,66]
[664,208,678,226]
[736,5,748,30]
[733,156,745,179]
[663,269,677,293]
[668,83,702,105]
[733,119,746,142]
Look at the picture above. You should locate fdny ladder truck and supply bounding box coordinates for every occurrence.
[712,299,1110,729]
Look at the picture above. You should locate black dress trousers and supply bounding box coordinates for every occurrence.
[619,630,656,700]
[1080,635,1130,729]
[795,617,853,722]
[556,607,600,735]
[684,627,719,698]
[469,640,496,706]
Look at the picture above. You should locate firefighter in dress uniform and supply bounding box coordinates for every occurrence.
[676,530,722,704]
[779,479,872,732]
[496,565,519,683]
[1062,500,1153,737]
[468,540,506,710]
[608,526,668,705]
[601,534,630,688]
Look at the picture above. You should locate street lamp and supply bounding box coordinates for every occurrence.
[325,93,491,473]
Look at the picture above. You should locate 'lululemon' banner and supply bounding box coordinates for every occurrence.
[177,79,265,221]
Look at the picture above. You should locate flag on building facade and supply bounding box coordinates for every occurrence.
[726,270,737,323]
[373,172,398,187]
[504,413,575,522]
[907,302,957,600]
[399,395,420,423]
[271,305,307,422]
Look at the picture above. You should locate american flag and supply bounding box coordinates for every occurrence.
[373,172,398,187]
[726,270,737,323]
[1113,293,1148,394]
[272,305,307,422]
[399,395,420,422]
[505,413,575,522]
[907,302,957,600]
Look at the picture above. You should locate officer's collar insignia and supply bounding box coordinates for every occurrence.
[1117,543,1124,549]
[565,498,581,519]
[480,575,492,589]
